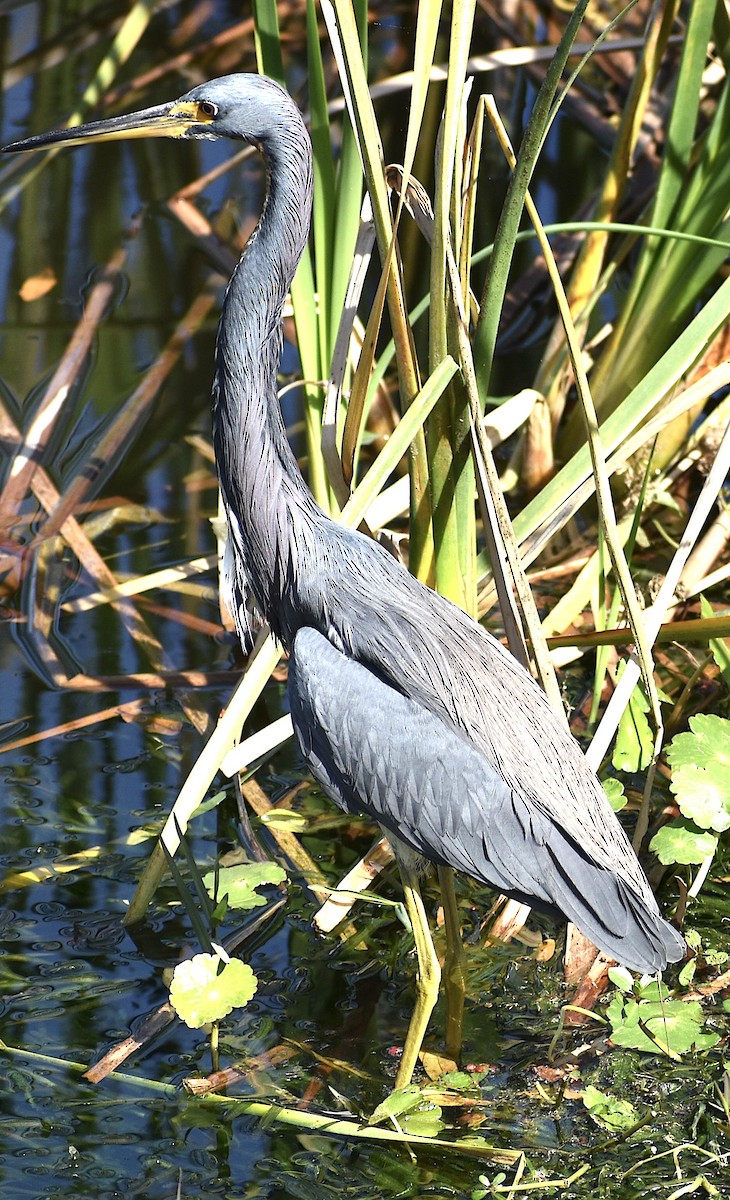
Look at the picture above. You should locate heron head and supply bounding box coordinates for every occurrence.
[2,73,294,155]
[176,75,295,146]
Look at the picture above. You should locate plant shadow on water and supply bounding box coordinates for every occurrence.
[1,3,730,1198]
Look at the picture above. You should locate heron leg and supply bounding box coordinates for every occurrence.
[437,865,466,1062]
[395,862,441,1089]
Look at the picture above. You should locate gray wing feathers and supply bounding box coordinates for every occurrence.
[321,532,649,898]
[289,626,684,973]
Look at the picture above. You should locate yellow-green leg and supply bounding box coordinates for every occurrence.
[395,861,442,1089]
[437,865,466,1062]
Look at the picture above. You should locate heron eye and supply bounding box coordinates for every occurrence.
[198,101,218,119]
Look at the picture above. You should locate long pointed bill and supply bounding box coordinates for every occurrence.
[2,100,214,154]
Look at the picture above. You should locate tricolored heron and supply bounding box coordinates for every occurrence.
[4,74,685,1087]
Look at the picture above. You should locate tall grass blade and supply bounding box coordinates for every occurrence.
[473,0,590,403]
[322,0,434,578]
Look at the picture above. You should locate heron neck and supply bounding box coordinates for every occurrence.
[213,112,321,642]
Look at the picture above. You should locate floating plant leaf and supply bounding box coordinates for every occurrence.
[169,952,258,1027]
[666,714,730,832]
[369,1085,424,1125]
[438,1070,480,1092]
[607,994,719,1056]
[261,810,309,831]
[649,819,718,865]
[602,778,628,812]
[582,1085,639,1132]
[368,1085,444,1137]
[398,1104,445,1138]
[202,862,287,910]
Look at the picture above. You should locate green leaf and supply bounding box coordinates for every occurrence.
[607,965,635,993]
[260,810,309,831]
[678,959,696,987]
[368,1085,424,1125]
[634,978,669,1003]
[681,930,728,968]
[368,1087,445,1137]
[439,1070,480,1092]
[514,268,730,566]
[399,1106,445,1138]
[612,678,653,772]
[607,995,719,1055]
[340,357,458,530]
[202,862,287,910]
[667,714,730,832]
[169,953,258,1028]
[603,778,628,812]
[649,819,718,865]
[582,1085,639,1132]
[700,595,730,689]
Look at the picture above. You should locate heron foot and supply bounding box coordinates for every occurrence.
[394,864,442,1089]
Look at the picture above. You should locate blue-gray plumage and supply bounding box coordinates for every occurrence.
[4,74,685,1075]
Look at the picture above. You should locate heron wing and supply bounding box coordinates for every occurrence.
[322,533,654,903]
[288,626,682,972]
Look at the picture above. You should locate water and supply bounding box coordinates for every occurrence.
[1,5,728,1197]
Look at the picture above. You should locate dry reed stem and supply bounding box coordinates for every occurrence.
[61,669,241,692]
[0,699,145,755]
[167,196,238,274]
[103,17,256,110]
[0,283,219,736]
[312,836,394,932]
[62,555,217,613]
[83,1005,176,1083]
[588,415,730,768]
[0,396,168,655]
[0,246,128,531]
[240,776,362,945]
[33,289,217,544]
